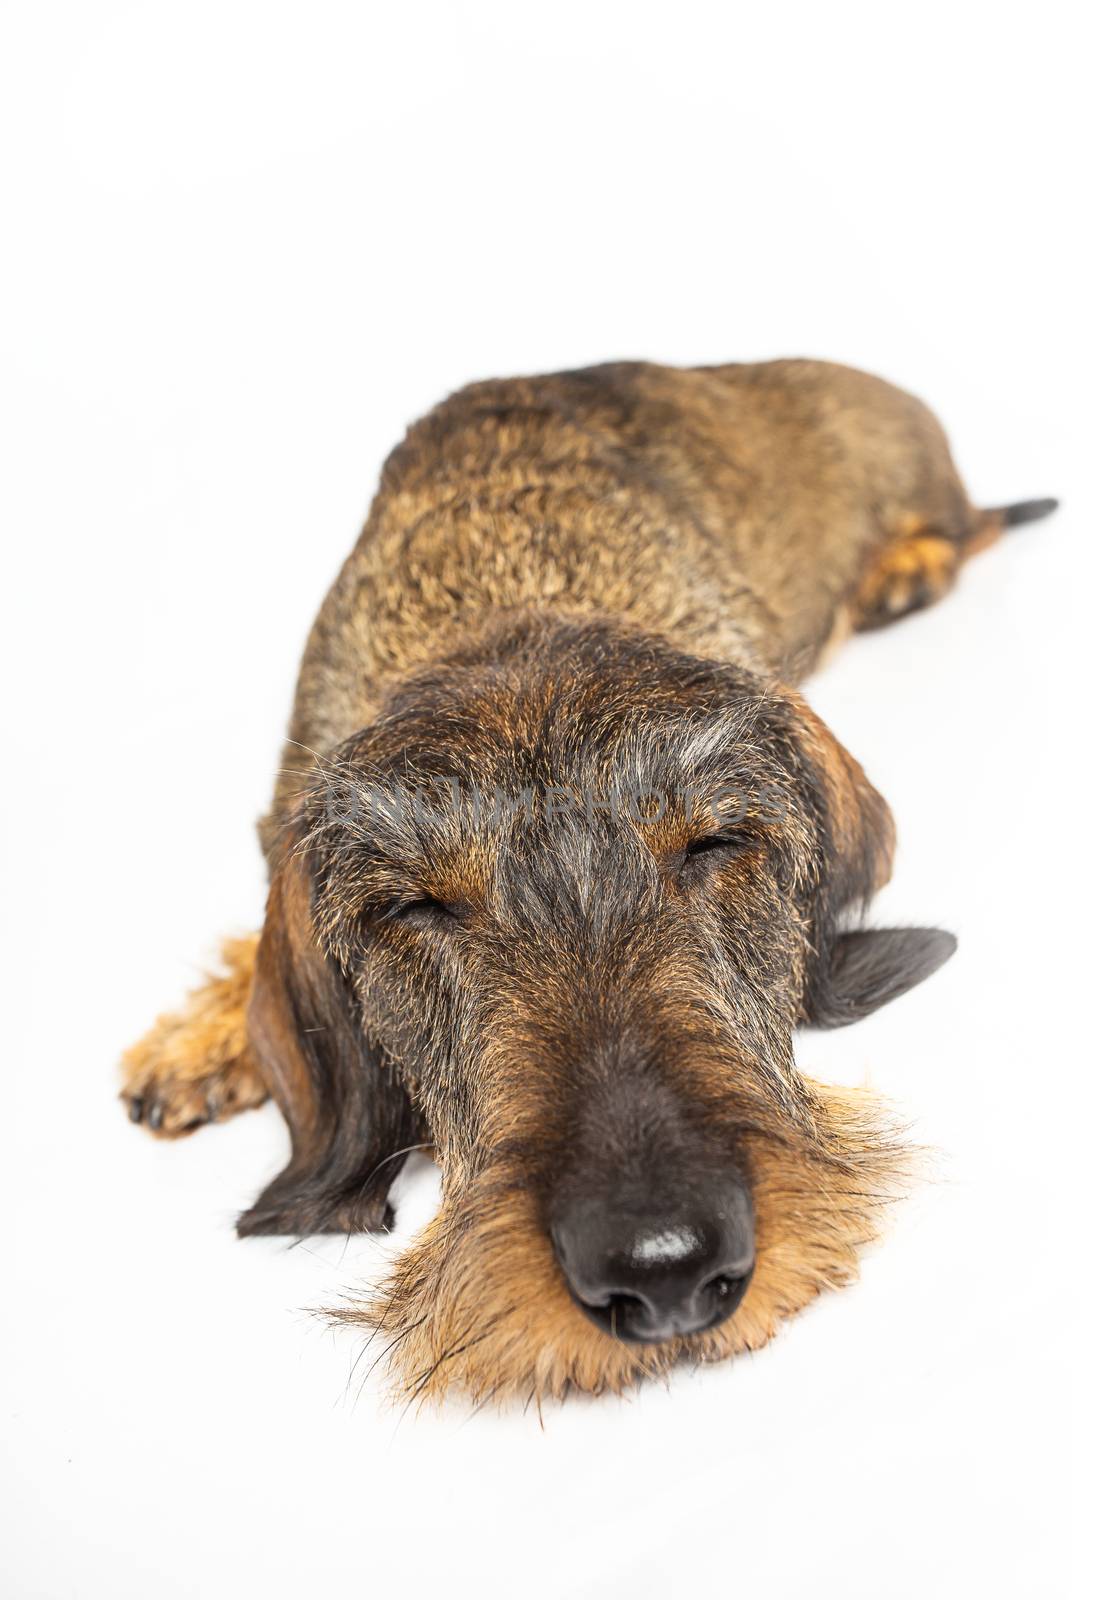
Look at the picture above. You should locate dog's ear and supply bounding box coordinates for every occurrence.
[781,693,956,1026]
[237,831,424,1238]
[804,925,957,1028]
[783,692,897,910]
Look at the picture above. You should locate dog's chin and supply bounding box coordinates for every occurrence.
[331,1079,913,1407]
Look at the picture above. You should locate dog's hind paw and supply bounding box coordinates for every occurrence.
[852,532,959,631]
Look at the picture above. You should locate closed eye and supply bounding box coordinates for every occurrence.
[677,834,757,876]
[382,896,468,930]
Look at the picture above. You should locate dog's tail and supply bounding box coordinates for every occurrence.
[970,496,1059,555]
[982,497,1060,529]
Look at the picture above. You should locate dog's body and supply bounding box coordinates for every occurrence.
[124,360,1054,1400]
[265,359,990,839]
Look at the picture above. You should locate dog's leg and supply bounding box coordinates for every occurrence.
[851,499,1058,632]
[121,935,268,1135]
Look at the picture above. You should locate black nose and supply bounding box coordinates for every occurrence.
[551,1179,755,1343]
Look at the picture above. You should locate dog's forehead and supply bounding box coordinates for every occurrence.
[311,640,805,886]
[363,644,783,788]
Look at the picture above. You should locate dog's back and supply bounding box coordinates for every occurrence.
[268,358,997,842]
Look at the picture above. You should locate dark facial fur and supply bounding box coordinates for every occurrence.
[241,619,938,1397]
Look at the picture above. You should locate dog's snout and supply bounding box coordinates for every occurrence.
[551,1181,755,1343]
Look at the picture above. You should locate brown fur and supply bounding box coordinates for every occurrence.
[262,359,987,840]
[122,936,264,1134]
[122,359,1050,1403]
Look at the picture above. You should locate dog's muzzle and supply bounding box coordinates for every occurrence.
[550,1176,755,1343]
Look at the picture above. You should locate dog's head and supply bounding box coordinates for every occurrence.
[242,616,953,1400]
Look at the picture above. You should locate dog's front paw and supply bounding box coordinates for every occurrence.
[121,936,267,1137]
[124,1051,268,1136]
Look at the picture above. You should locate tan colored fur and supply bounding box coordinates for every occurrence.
[336,1083,911,1404]
[121,936,266,1134]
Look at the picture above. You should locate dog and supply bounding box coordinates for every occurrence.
[122,359,1055,1402]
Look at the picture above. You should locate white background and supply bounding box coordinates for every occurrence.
[2,3,1101,1596]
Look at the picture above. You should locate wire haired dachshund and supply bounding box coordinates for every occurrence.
[122,359,1056,1402]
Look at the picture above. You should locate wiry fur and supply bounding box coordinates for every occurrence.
[336,1083,911,1405]
[121,359,1054,1403]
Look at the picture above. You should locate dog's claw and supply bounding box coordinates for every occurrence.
[121,1084,216,1137]
[122,1062,268,1138]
